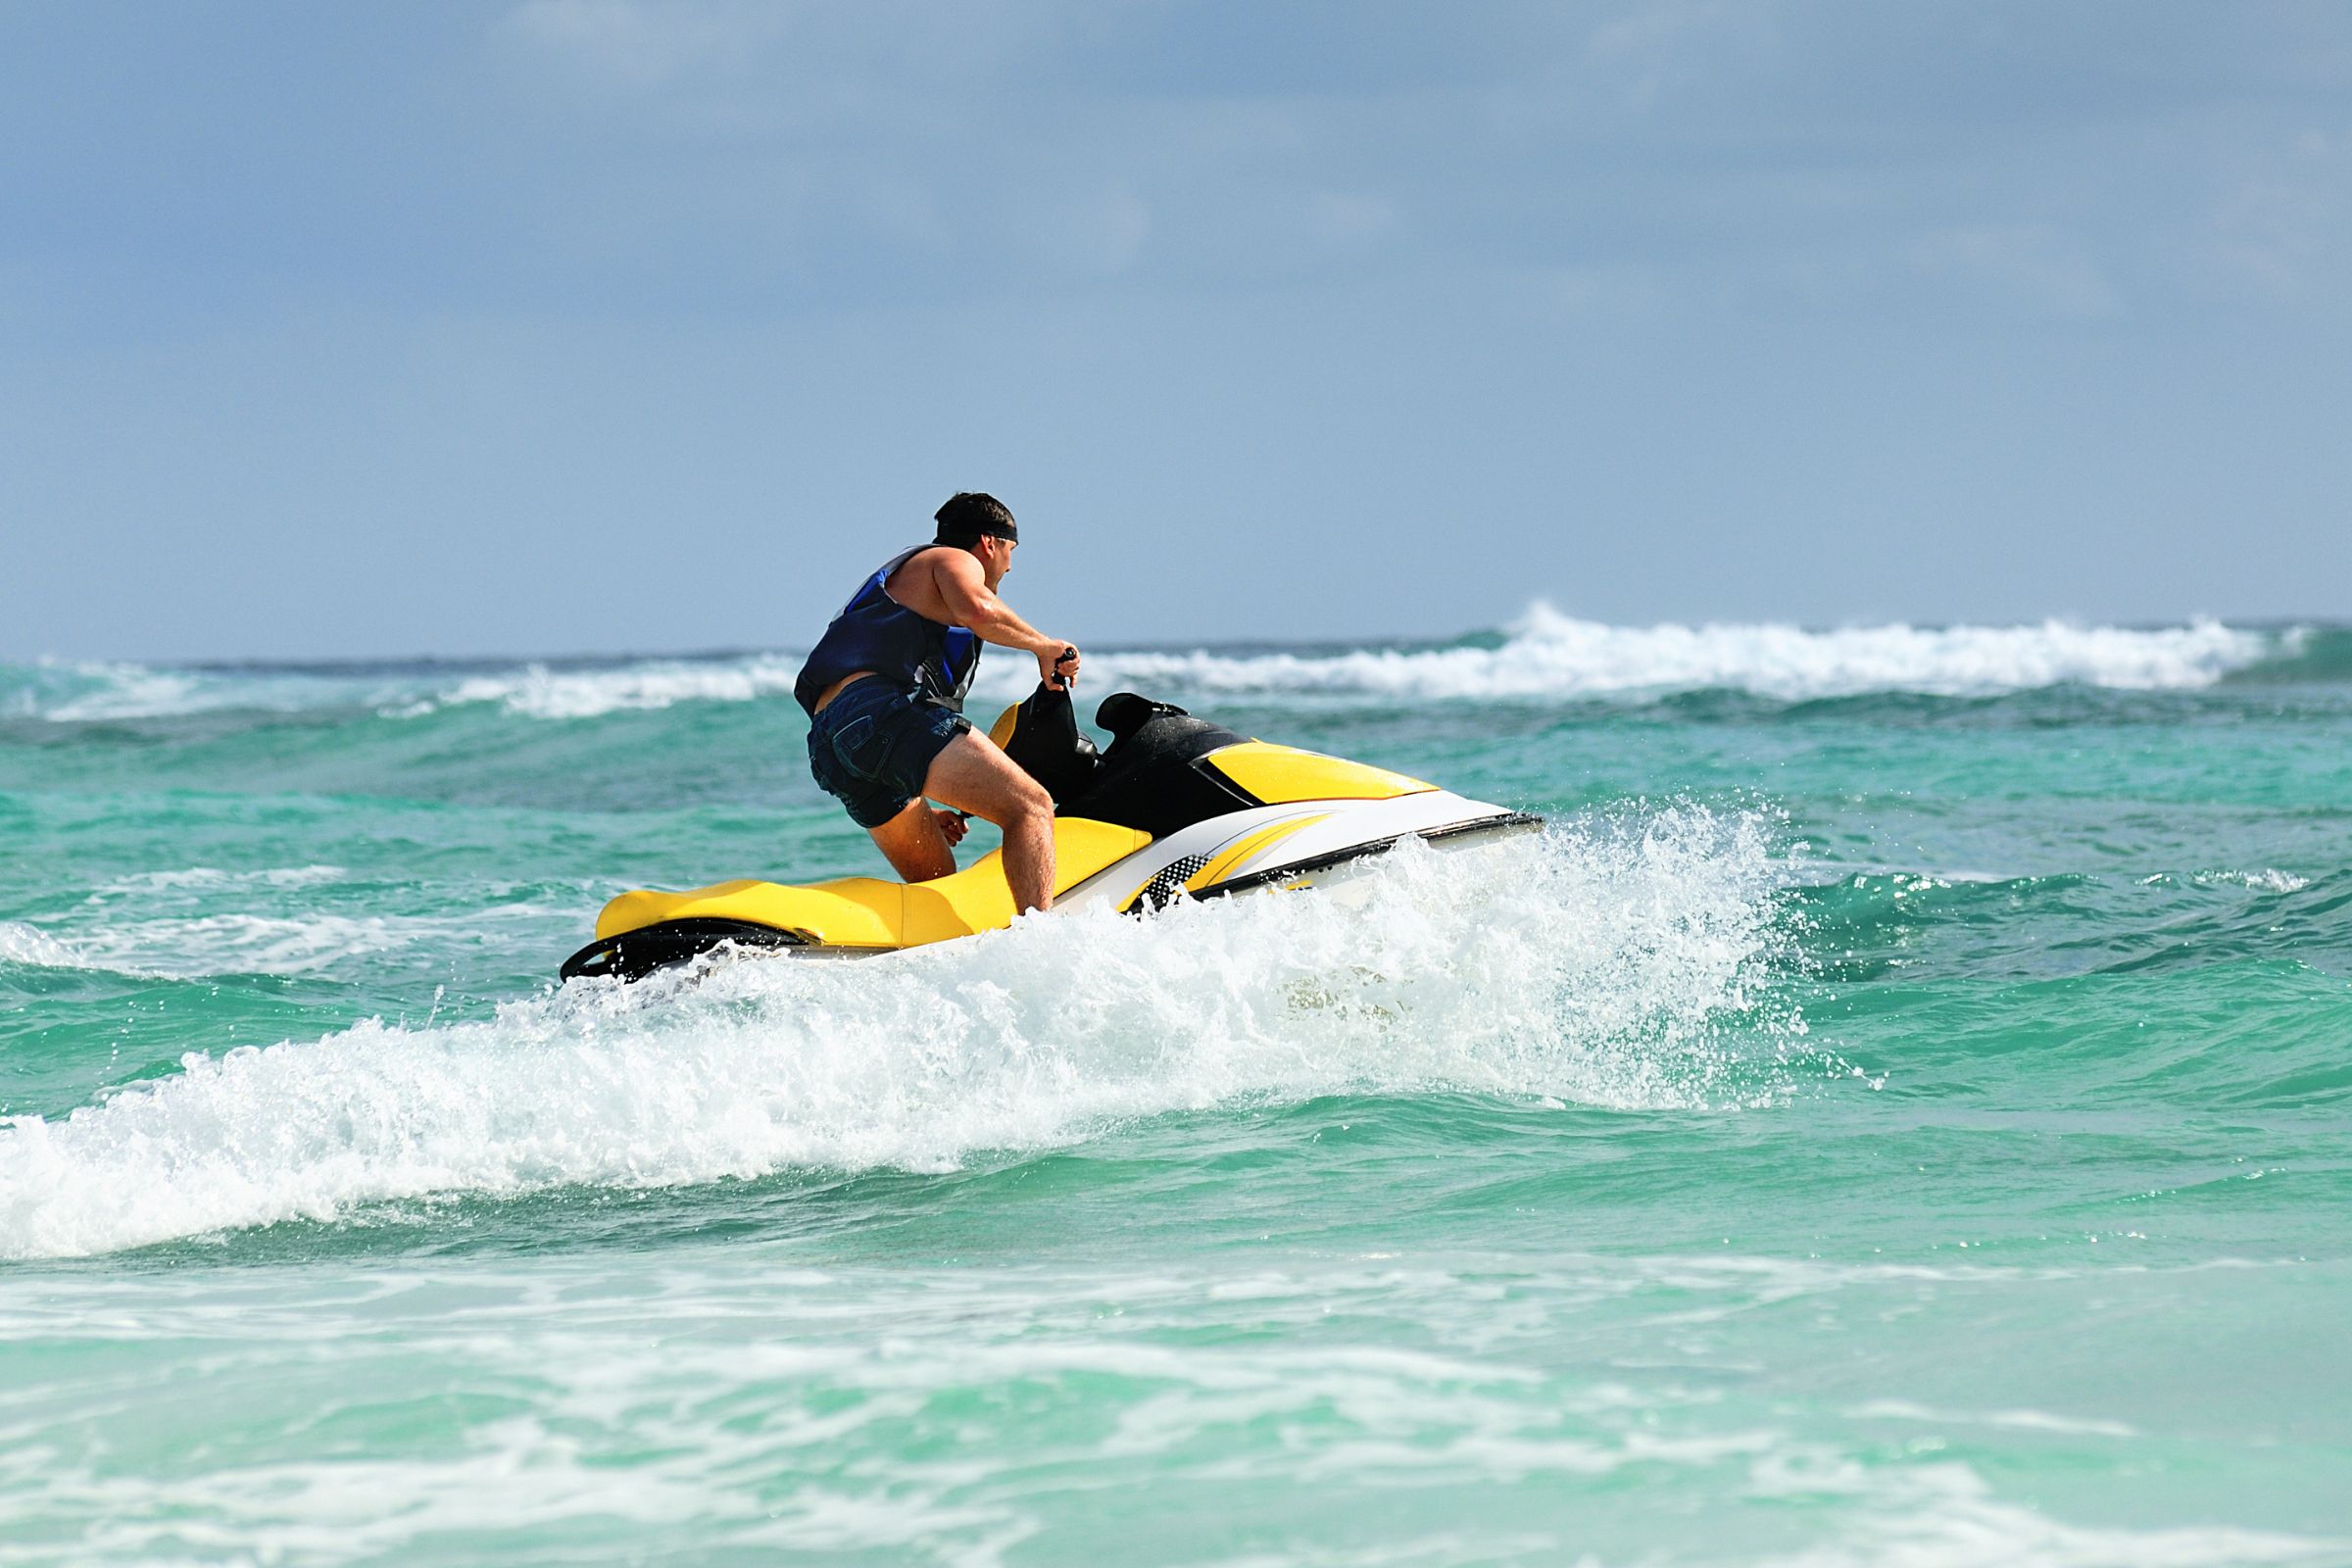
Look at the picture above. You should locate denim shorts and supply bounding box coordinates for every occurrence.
[806,678,971,829]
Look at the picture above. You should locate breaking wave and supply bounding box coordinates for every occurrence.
[0,808,1805,1257]
[433,656,806,720]
[0,903,562,982]
[0,658,397,721]
[1081,607,2287,704]
[0,612,2313,723]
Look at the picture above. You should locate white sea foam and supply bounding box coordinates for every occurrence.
[0,921,79,971]
[1,658,200,720]
[2,1258,2337,1565]
[1751,1452,2340,1568]
[2196,868,2310,894]
[1054,606,2279,705]
[45,666,206,720]
[94,864,348,895]
[434,656,807,719]
[5,612,2290,723]
[7,657,380,721]
[0,905,558,981]
[433,610,2282,717]
[1849,1399,2139,1439]
[0,809,1798,1256]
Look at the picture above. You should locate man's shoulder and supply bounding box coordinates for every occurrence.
[881,545,971,623]
[882,543,953,577]
[887,545,977,589]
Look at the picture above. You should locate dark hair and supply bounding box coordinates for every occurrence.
[934,492,1018,547]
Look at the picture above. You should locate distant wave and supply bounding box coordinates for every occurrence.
[0,902,563,982]
[1072,607,2289,704]
[0,611,2319,722]
[0,657,411,722]
[434,655,806,719]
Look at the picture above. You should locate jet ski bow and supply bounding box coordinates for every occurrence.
[560,688,1543,982]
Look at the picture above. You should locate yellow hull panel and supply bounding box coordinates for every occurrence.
[1203,741,1434,804]
[592,816,1153,952]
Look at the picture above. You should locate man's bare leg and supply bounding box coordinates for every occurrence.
[866,798,956,884]
[919,730,1058,912]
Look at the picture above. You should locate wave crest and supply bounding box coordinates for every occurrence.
[0,808,1799,1257]
[1,612,2296,723]
[1075,607,2281,704]
[436,656,806,719]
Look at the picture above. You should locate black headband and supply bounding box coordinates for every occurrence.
[937,518,1017,544]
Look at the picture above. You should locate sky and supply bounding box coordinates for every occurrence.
[3,0,2349,661]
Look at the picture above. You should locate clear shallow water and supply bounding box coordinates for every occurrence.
[3,612,2349,1565]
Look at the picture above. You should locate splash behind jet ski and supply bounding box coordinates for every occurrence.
[560,688,1543,982]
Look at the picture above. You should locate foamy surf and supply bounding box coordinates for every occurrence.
[2,657,400,721]
[436,655,807,719]
[11,593,2351,1564]
[94,864,348,894]
[389,612,2299,714]
[0,808,1796,1258]
[0,903,564,982]
[1076,607,2283,704]
[0,612,2300,723]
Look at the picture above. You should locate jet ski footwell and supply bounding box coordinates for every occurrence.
[561,690,1544,983]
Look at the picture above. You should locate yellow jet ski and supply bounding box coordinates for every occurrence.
[560,688,1543,982]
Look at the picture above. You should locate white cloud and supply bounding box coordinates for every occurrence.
[1542,263,1669,319]
[1301,191,1400,247]
[1038,183,1152,276]
[504,0,790,93]
[2203,156,2342,298]
[1585,0,1785,109]
[1909,223,2124,318]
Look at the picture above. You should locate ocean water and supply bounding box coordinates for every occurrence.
[2,607,2348,1566]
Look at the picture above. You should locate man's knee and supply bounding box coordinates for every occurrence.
[969,732,1048,808]
[924,731,1054,827]
[1005,771,1053,823]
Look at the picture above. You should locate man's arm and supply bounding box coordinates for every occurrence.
[925,551,1080,688]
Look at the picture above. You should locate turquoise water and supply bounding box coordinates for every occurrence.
[3,612,2349,1565]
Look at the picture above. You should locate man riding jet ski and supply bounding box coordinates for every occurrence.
[792,490,1081,915]
[560,682,1544,981]
[559,487,1539,982]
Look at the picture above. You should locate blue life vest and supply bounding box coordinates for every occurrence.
[794,546,981,715]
